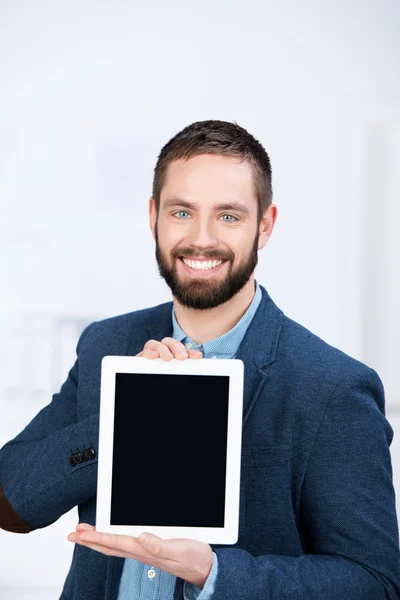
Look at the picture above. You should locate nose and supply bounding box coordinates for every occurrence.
[188,217,219,250]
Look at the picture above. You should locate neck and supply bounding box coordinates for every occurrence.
[173,276,256,345]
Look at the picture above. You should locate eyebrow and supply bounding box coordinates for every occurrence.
[162,197,250,216]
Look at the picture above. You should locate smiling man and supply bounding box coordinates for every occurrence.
[1,120,399,600]
[153,153,264,314]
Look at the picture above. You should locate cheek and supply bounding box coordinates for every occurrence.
[162,226,191,255]
[157,227,178,252]
[230,237,252,258]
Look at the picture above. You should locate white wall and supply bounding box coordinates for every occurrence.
[0,1,399,597]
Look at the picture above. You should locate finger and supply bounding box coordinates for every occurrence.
[68,537,134,559]
[70,531,141,553]
[76,523,96,532]
[160,337,189,359]
[138,534,208,566]
[69,537,178,568]
[138,533,188,562]
[69,531,158,562]
[136,349,159,359]
[188,349,203,359]
[141,349,159,359]
[138,533,167,558]
[143,339,175,360]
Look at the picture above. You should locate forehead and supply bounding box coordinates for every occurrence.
[160,154,258,213]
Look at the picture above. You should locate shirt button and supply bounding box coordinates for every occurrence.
[185,342,193,349]
[147,568,156,579]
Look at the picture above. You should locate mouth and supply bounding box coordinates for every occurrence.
[178,257,228,277]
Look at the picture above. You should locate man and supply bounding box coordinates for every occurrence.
[0,120,399,599]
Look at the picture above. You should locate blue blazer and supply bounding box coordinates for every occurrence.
[0,285,399,599]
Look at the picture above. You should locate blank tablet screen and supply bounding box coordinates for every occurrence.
[110,372,230,528]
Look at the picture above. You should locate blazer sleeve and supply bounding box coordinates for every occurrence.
[0,323,99,533]
[211,367,400,599]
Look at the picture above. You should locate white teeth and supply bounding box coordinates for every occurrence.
[182,258,223,270]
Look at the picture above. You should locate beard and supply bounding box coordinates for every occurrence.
[154,222,259,310]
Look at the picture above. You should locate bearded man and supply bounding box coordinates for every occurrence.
[1,120,399,600]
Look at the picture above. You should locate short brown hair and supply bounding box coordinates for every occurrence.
[152,120,273,224]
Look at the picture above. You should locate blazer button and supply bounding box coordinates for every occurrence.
[68,455,77,466]
[74,452,83,464]
[87,448,95,460]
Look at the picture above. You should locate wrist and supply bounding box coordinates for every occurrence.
[189,551,214,588]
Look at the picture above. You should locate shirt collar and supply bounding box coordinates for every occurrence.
[171,280,262,358]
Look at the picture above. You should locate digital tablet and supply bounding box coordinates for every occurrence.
[96,355,244,544]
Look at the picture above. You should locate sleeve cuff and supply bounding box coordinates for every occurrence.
[183,552,218,600]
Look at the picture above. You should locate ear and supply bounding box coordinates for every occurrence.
[258,203,278,251]
[149,197,157,242]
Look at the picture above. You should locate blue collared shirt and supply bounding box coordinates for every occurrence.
[117,280,262,600]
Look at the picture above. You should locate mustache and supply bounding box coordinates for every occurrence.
[172,248,234,261]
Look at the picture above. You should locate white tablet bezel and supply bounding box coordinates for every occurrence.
[96,355,244,544]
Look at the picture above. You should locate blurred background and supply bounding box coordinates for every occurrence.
[0,1,399,597]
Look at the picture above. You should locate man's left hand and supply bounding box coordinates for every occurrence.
[68,524,214,588]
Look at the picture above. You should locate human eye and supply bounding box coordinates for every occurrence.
[173,210,191,219]
[220,214,237,223]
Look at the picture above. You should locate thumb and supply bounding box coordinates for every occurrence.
[138,532,162,554]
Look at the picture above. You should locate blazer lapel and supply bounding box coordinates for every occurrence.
[235,285,284,425]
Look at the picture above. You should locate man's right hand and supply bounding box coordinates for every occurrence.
[136,337,203,361]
